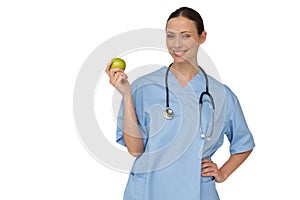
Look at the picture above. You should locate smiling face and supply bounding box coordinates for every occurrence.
[166,16,206,65]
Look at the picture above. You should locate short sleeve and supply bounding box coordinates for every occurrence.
[116,82,149,147]
[116,100,126,146]
[224,86,255,154]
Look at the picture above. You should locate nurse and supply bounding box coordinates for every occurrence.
[106,7,255,200]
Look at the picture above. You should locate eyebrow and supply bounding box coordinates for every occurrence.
[166,31,192,34]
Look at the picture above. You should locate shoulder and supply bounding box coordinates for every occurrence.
[208,74,236,95]
[207,74,224,89]
[223,84,239,105]
[207,74,239,106]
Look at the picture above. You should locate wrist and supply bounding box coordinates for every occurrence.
[219,168,229,182]
[122,91,133,100]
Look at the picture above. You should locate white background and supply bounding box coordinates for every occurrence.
[1,0,300,199]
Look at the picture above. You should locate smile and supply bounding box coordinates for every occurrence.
[173,50,187,57]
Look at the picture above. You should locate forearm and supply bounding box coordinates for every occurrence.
[219,150,253,181]
[122,93,145,157]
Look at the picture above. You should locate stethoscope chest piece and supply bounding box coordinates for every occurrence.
[163,107,174,120]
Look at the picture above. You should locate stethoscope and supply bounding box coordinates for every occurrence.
[163,63,215,140]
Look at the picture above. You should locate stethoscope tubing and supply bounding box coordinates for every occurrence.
[164,63,215,140]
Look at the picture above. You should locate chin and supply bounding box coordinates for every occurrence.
[172,56,189,64]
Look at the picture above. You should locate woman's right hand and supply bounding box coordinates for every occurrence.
[105,62,131,97]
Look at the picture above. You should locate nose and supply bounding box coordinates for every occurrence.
[174,35,183,48]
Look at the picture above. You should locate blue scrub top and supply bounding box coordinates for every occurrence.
[116,66,255,200]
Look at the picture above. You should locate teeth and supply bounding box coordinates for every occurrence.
[174,51,185,56]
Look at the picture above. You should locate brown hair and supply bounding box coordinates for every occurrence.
[166,7,205,35]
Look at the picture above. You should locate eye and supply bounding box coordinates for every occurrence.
[182,34,191,40]
[167,34,175,39]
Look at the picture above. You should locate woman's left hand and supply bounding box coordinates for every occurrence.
[201,159,227,183]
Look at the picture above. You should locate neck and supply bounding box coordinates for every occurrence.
[170,62,200,82]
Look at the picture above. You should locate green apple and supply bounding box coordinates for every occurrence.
[110,58,126,70]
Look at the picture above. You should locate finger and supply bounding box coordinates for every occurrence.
[202,159,217,169]
[202,163,215,171]
[112,71,128,80]
[109,71,122,85]
[202,163,212,168]
[201,166,218,176]
[201,162,218,176]
[108,70,123,80]
[202,159,213,167]
[202,165,216,172]
[117,73,128,83]
[109,68,125,74]
[122,72,128,79]
[201,171,216,177]
[105,62,112,74]
[113,72,127,82]
[201,158,211,163]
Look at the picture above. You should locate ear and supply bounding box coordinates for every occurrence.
[198,31,207,45]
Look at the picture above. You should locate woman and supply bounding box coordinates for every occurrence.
[106,7,255,200]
